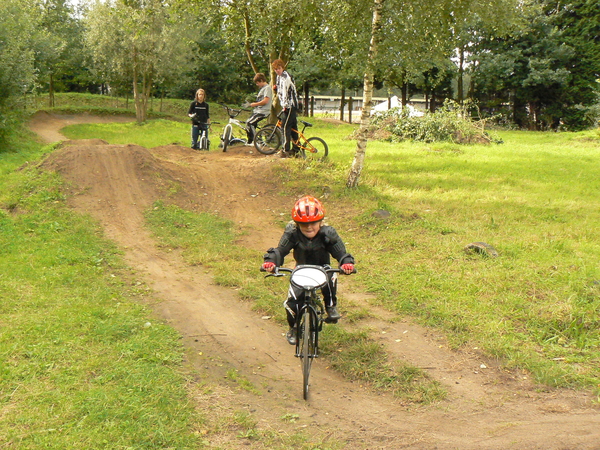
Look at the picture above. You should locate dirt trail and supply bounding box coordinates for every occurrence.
[30,112,600,449]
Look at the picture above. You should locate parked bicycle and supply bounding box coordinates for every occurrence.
[262,264,355,400]
[254,118,329,160]
[219,103,260,152]
[195,122,218,151]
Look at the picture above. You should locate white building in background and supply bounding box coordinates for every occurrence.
[299,94,426,119]
[371,96,425,117]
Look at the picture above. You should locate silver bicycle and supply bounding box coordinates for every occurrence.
[219,104,252,152]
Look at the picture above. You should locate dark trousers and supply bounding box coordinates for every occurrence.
[246,113,267,144]
[280,107,298,153]
[284,272,338,327]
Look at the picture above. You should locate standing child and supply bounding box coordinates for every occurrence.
[271,59,299,157]
[188,88,210,150]
[261,196,355,344]
[246,73,272,145]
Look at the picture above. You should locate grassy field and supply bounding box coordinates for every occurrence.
[2,94,600,446]
[0,129,203,447]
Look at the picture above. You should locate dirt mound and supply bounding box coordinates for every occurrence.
[42,139,286,251]
[31,115,600,449]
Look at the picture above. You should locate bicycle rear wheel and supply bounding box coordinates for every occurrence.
[299,136,328,161]
[254,126,282,155]
[222,125,232,152]
[298,307,316,400]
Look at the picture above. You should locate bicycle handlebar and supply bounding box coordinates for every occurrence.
[219,103,251,117]
[260,266,357,277]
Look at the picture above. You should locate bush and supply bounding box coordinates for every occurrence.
[370,100,500,144]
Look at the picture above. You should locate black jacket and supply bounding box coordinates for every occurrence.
[264,222,354,267]
[188,101,209,124]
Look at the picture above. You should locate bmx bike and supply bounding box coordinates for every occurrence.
[254,118,329,161]
[190,117,215,151]
[262,264,355,400]
[194,123,215,150]
[219,103,254,152]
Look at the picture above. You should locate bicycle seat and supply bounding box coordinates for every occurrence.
[299,120,313,127]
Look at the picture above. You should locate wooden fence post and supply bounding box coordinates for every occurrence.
[349,97,353,124]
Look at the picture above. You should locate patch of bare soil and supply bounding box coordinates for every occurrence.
[32,113,600,449]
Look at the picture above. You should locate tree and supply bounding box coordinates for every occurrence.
[216,0,336,114]
[343,0,525,187]
[346,0,385,188]
[469,0,600,130]
[85,0,191,122]
[546,0,600,127]
[0,0,38,140]
[35,0,85,106]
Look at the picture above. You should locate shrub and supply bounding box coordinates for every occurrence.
[370,100,500,144]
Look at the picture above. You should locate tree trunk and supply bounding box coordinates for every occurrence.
[340,87,346,122]
[131,44,154,124]
[242,7,258,74]
[401,82,408,107]
[49,73,55,108]
[133,64,148,123]
[303,81,309,117]
[457,46,465,105]
[347,0,385,188]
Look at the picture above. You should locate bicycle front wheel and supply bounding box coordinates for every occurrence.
[299,137,329,161]
[254,126,282,155]
[222,125,232,152]
[298,307,317,400]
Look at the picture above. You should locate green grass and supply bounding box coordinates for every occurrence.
[0,128,203,448]
[64,119,192,148]
[28,92,193,119]
[236,120,600,393]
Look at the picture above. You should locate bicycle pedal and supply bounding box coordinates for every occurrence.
[324,317,338,324]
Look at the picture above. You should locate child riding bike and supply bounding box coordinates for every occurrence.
[261,196,355,344]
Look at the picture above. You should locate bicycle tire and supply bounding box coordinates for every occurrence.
[199,135,207,150]
[222,125,232,152]
[254,126,282,155]
[298,307,316,400]
[299,136,329,161]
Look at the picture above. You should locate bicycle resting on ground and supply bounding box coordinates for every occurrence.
[253,115,329,160]
[219,103,267,152]
[261,264,356,400]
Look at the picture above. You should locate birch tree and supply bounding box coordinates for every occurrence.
[346,0,384,188]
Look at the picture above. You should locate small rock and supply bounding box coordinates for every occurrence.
[464,242,499,258]
[372,209,391,219]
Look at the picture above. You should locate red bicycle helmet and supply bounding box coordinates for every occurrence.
[292,196,325,223]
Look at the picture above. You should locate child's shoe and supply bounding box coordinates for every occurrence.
[286,328,297,345]
[326,306,341,321]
